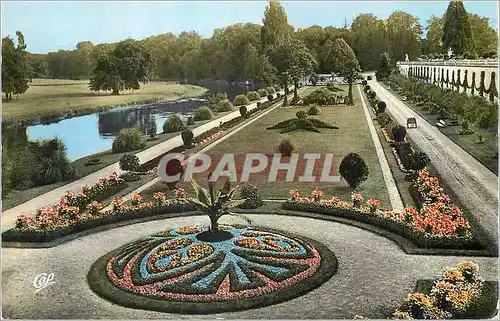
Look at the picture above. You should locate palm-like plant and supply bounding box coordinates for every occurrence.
[188,174,251,234]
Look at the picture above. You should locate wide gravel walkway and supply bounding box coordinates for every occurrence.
[2,214,497,319]
[369,80,498,251]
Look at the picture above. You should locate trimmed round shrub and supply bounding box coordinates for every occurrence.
[339,152,369,189]
[112,128,146,153]
[258,88,268,97]
[391,125,407,142]
[187,116,195,125]
[194,106,214,121]
[234,94,250,106]
[377,101,387,113]
[364,85,371,92]
[246,91,260,101]
[404,151,430,171]
[362,80,367,86]
[277,139,296,156]
[239,184,264,209]
[276,92,281,98]
[296,110,308,119]
[367,75,372,80]
[266,86,276,94]
[368,91,376,100]
[216,99,234,112]
[267,94,274,102]
[163,115,187,133]
[307,105,321,115]
[181,130,194,147]
[273,84,281,92]
[239,106,248,118]
[119,153,140,172]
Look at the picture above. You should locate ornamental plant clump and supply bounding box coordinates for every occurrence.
[392,125,407,142]
[239,106,248,118]
[194,106,214,121]
[112,128,146,153]
[339,153,369,189]
[267,94,274,102]
[163,115,187,133]
[233,94,250,106]
[277,139,296,156]
[216,99,234,112]
[246,91,260,101]
[258,88,268,97]
[238,184,264,209]
[119,153,140,172]
[394,262,484,319]
[307,105,321,115]
[181,129,194,147]
[377,101,387,113]
[187,174,250,234]
[266,86,276,94]
[404,151,431,172]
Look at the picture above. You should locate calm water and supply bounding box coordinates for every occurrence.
[26,80,265,161]
[27,99,204,161]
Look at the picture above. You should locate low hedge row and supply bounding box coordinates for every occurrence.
[282,201,482,250]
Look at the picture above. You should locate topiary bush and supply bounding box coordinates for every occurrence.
[112,128,146,153]
[258,88,268,97]
[277,139,296,156]
[302,88,335,106]
[233,94,250,106]
[362,80,368,86]
[163,115,187,133]
[119,153,140,172]
[266,86,276,94]
[246,91,260,101]
[391,125,407,142]
[208,92,228,109]
[364,85,371,92]
[187,116,195,125]
[238,184,264,209]
[307,105,321,115]
[377,112,393,128]
[194,106,214,121]
[267,94,274,102]
[276,92,281,98]
[339,152,369,189]
[368,91,377,100]
[404,151,430,171]
[296,110,308,119]
[216,99,234,112]
[181,130,194,147]
[239,106,248,118]
[377,101,387,113]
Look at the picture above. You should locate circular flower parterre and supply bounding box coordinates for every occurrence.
[89,224,336,313]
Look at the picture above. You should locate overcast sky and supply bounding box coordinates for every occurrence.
[2,1,498,54]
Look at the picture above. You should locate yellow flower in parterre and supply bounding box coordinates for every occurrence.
[393,310,411,319]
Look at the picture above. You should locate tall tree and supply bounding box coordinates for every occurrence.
[327,38,360,105]
[386,11,423,62]
[467,13,498,57]
[351,14,387,71]
[2,31,30,100]
[375,52,392,79]
[261,0,293,53]
[426,16,444,54]
[442,0,474,55]
[89,39,154,95]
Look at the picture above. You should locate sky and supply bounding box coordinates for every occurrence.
[2,1,498,54]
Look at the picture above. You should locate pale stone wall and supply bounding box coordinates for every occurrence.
[396,61,498,100]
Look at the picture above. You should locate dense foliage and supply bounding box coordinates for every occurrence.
[339,153,369,189]
[119,154,140,172]
[112,128,146,153]
[194,106,214,121]
[163,115,187,133]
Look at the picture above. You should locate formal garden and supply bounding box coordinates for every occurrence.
[2,0,498,319]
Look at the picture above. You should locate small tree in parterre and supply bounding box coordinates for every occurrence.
[339,153,369,189]
[392,125,407,142]
[326,38,361,105]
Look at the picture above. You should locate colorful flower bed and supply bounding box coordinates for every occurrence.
[4,190,195,243]
[88,224,336,313]
[283,187,479,249]
[394,262,488,319]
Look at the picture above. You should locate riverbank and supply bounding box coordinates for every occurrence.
[2,79,208,123]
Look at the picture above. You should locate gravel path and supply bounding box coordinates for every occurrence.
[357,85,404,210]
[369,80,498,250]
[1,88,292,232]
[2,214,497,319]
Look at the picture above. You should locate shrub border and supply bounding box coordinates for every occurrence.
[87,226,338,314]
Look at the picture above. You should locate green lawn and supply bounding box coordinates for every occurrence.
[381,82,498,175]
[2,79,207,120]
[141,85,391,208]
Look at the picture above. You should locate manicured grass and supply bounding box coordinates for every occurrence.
[381,82,498,175]
[150,85,390,208]
[2,79,207,120]
[414,280,498,319]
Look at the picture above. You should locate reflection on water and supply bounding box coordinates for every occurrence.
[27,99,204,161]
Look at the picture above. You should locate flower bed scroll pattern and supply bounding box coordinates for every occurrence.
[106,224,324,302]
